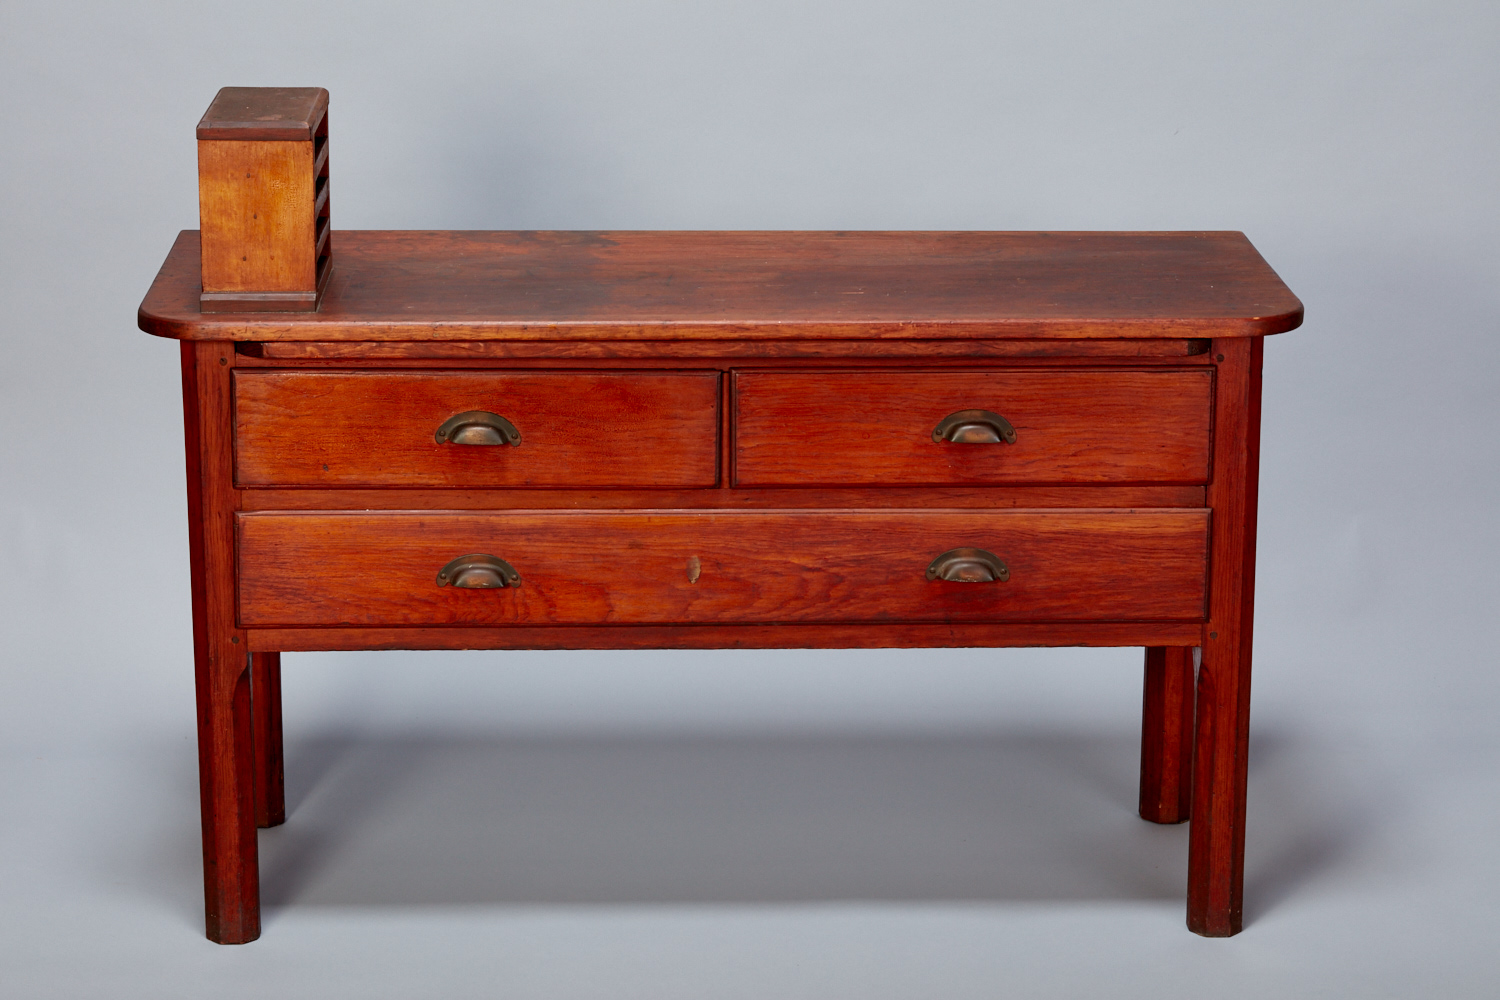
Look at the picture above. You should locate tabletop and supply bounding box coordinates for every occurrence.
[139,229,1303,342]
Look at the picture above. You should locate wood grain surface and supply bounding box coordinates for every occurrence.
[139,230,1304,342]
[1188,336,1263,936]
[233,370,721,487]
[236,509,1209,627]
[245,620,1208,652]
[197,141,317,294]
[734,369,1213,485]
[1140,645,1196,824]
[246,338,1212,360]
[196,87,328,141]
[236,485,1207,511]
[181,341,259,944]
[249,651,284,829]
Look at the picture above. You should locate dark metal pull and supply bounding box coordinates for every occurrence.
[436,554,521,588]
[932,409,1017,445]
[926,548,1009,583]
[435,411,522,446]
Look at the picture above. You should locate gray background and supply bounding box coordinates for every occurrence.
[3,1,1497,996]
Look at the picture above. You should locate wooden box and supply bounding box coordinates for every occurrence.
[196,87,331,311]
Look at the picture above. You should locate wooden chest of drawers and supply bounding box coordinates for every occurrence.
[139,88,1302,948]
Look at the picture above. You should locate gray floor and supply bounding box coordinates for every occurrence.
[4,649,1499,998]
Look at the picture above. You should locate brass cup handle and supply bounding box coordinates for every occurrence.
[932,409,1017,445]
[435,411,522,446]
[926,548,1009,583]
[436,554,521,588]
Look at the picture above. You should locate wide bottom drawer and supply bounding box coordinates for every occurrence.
[237,509,1209,627]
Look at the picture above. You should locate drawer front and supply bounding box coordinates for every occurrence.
[238,509,1208,626]
[733,369,1212,486]
[234,371,721,487]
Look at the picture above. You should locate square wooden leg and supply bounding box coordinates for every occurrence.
[251,652,286,828]
[1139,646,1195,824]
[192,644,260,943]
[1186,335,1262,937]
[184,340,261,943]
[1187,628,1252,936]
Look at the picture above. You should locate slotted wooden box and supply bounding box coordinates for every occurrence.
[196,87,331,311]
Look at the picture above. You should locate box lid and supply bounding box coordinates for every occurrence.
[196,87,328,141]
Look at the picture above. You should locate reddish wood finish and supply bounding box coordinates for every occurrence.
[139,230,1304,342]
[250,652,285,828]
[1140,646,1195,824]
[734,369,1213,486]
[233,371,721,487]
[181,341,259,943]
[233,351,1216,372]
[197,87,328,141]
[236,509,1209,627]
[147,128,1300,943]
[1188,336,1263,936]
[237,485,1207,511]
[245,620,1208,652]
[246,338,1211,360]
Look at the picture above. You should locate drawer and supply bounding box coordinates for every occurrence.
[237,509,1209,626]
[234,371,721,487]
[733,369,1213,486]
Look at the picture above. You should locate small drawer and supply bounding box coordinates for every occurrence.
[733,369,1213,486]
[234,370,721,487]
[237,508,1209,627]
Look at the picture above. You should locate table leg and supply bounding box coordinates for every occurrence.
[1187,336,1262,937]
[1139,646,1195,824]
[251,652,285,828]
[183,340,260,944]
[192,647,259,943]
